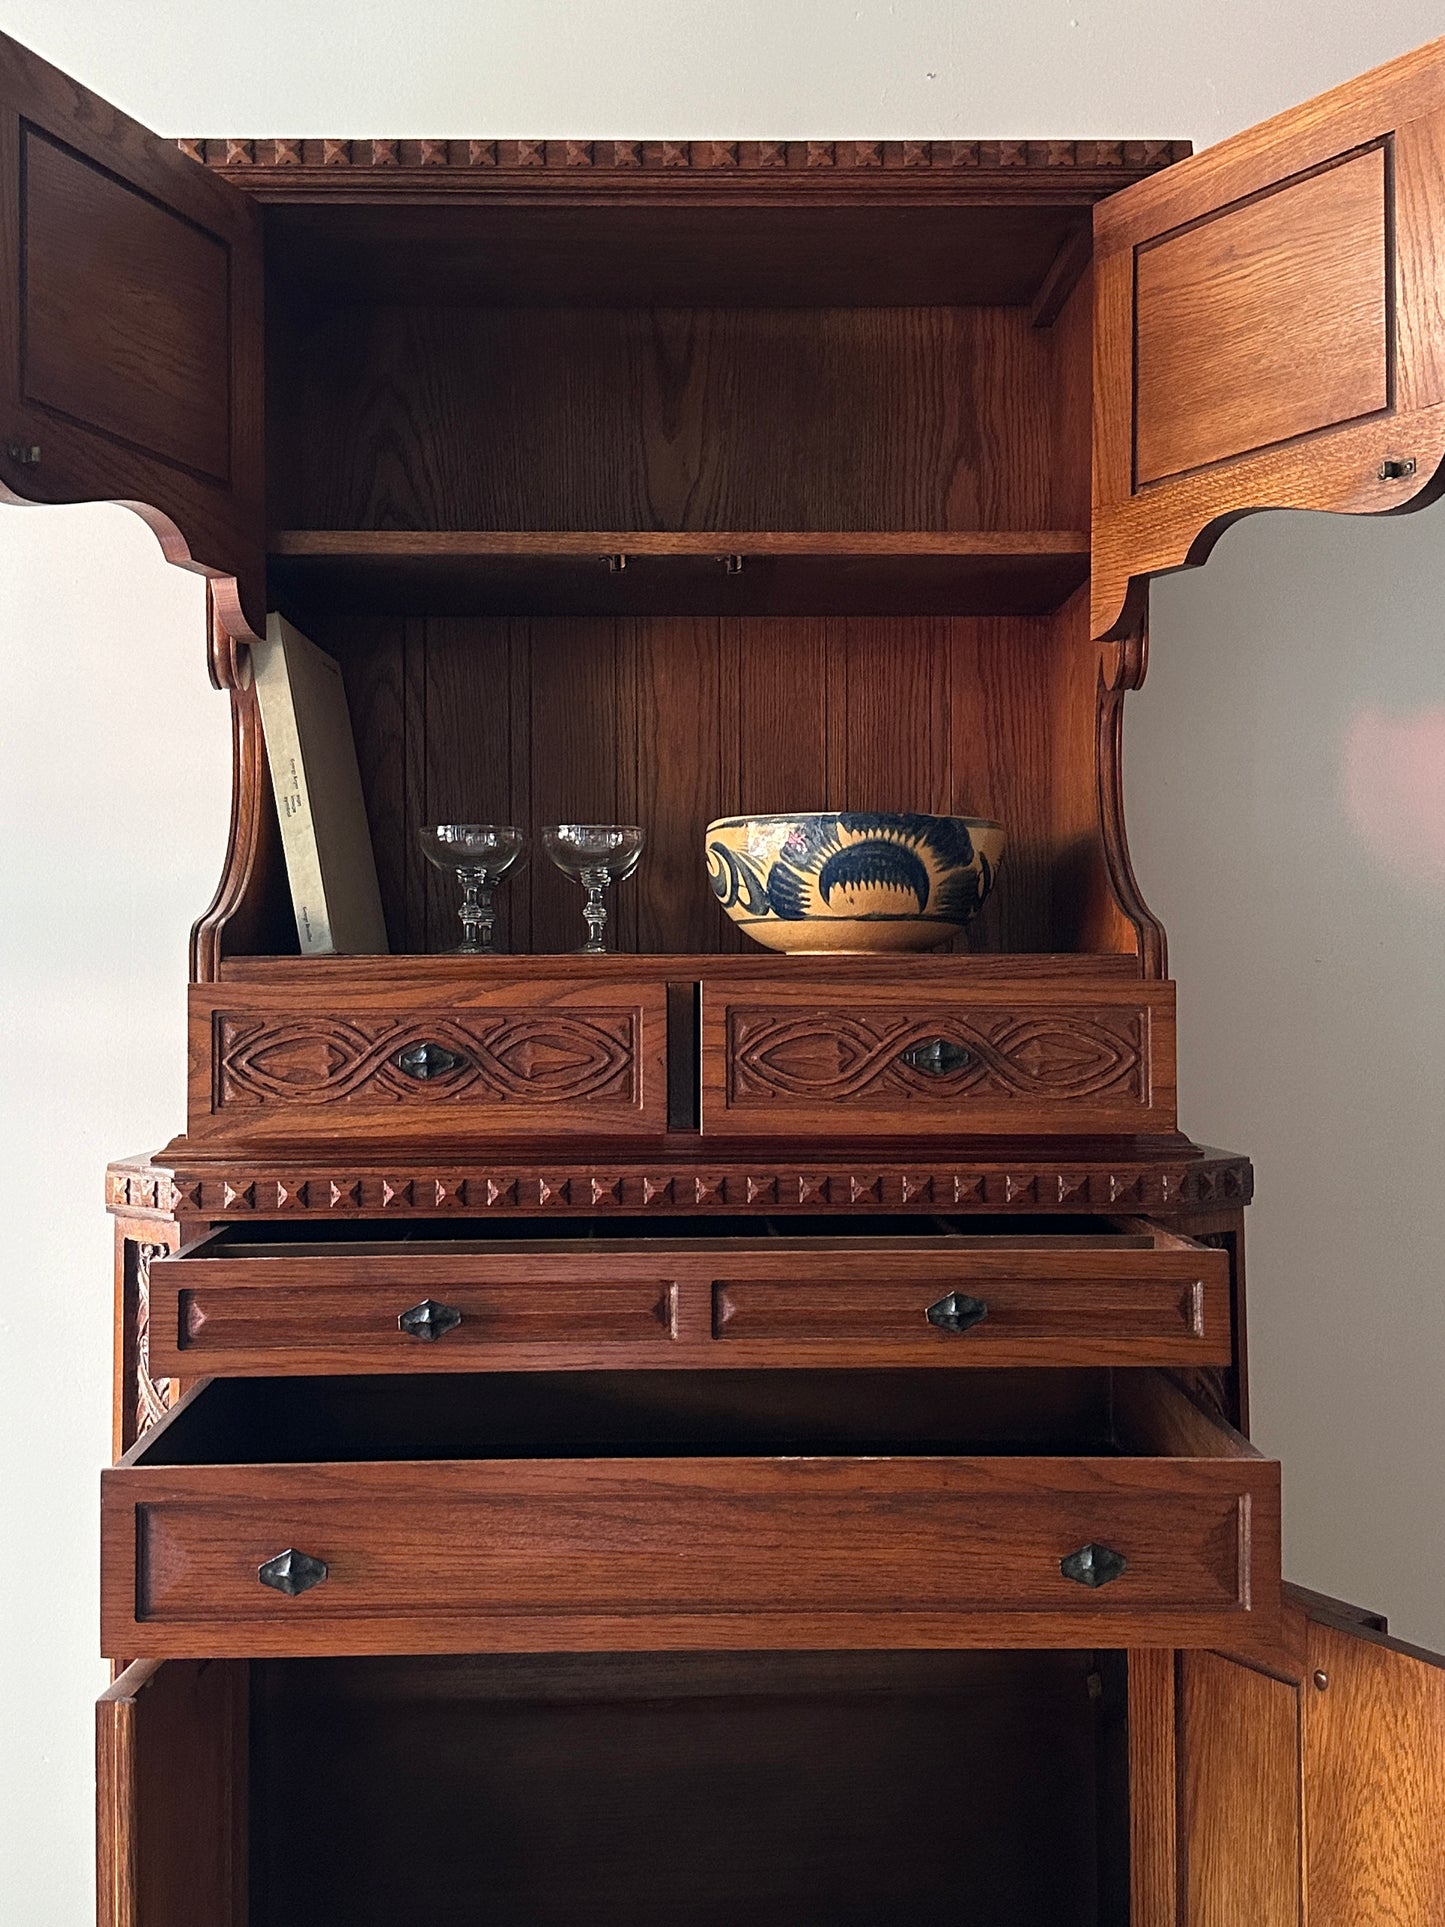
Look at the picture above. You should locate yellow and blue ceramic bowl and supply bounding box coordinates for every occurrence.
[706,811,1005,954]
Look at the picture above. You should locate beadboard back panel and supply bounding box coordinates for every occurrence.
[292,603,1122,960]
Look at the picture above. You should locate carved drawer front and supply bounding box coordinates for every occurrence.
[700,977,1176,1137]
[101,1370,1279,1658]
[147,1215,1230,1377]
[188,977,668,1143]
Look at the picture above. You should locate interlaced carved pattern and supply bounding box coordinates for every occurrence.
[133,1240,174,1439]
[216,1010,639,1109]
[728,1007,1144,1105]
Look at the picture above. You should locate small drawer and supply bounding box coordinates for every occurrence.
[146,1214,1231,1376]
[101,1368,1279,1658]
[700,974,1176,1137]
[188,971,668,1144]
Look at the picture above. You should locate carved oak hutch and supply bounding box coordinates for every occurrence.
[4,27,1443,1925]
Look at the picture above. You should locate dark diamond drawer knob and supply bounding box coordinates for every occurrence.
[900,1037,972,1077]
[1060,1542,1127,1589]
[398,1298,463,1341]
[395,1040,466,1081]
[258,1548,329,1597]
[926,1291,989,1334]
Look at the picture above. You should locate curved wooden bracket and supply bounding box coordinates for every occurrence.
[0,470,266,648]
[190,589,281,982]
[1092,434,1445,643]
[1095,616,1167,979]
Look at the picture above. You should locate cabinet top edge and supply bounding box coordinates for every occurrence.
[177,135,1192,199]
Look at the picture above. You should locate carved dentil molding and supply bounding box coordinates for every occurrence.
[108,1151,1252,1220]
[180,137,1192,176]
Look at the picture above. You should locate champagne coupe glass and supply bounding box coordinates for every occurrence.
[418,824,526,953]
[542,824,645,953]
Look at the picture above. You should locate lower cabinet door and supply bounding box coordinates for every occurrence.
[100,1367,1279,1658]
[1129,1586,1445,1926]
[97,1658,247,1927]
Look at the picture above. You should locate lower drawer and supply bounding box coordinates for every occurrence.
[101,1368,1279,1658]
[147,1214,1232,1375]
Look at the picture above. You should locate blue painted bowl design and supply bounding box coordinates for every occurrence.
[706,811,1005,953]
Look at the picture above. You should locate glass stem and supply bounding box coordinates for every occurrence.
[581,868,609,953]
[458,874,496,953]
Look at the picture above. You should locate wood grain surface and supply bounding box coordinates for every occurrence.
[270,305,1062,535]
[0,30,266,636]
[268,528,1091,618]
[251,609,1139,962]
[1093,35,1445,637]
[145,1214,1231,1377]
[1305,1617,1445,1925]
[100,1367,1279,1658]
[97,1658,247,1927]
[1124,1589,1445,1924]
[188,975,670,1144]
[1134,145,1390,487]
[700,973,1176,1136]
[1179,1650,1303,1927]
[1128,1646,1180,1924]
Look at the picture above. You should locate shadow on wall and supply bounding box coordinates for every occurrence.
[1132,504,1445,1651]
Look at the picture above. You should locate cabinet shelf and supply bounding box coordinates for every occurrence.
[268,529,1090,618]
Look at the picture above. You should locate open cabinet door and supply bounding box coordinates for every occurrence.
[1092,37,1445,638]
[0,33,264,636]
[97,1658,247,1927]
[1131,1588,1445,1924]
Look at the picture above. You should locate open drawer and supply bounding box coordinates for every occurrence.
[147,1214,1233,1376]
[101,1367,1279,1657]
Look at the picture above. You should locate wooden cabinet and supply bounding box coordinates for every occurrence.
[99,1597,1445,1927]
[0,20,1437,1923]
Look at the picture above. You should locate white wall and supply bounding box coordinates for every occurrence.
[2,4,1443,1917]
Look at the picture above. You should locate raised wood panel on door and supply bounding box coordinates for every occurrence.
[188,976,668,1142]
[1092,36,1445,638]
[1306,1616,1445,1925]
[145,1220,1232,1376]
[700,975,1176,1136]
[0,33,264,636]
[1128,1590,1445,1925]
[97,1658,247,1927]
[100,1370,1278,1658]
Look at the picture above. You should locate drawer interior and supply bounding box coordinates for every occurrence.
[250,1648,1129,1927]
[132,1366,1241,1466]
[183,1211,1172,1259]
